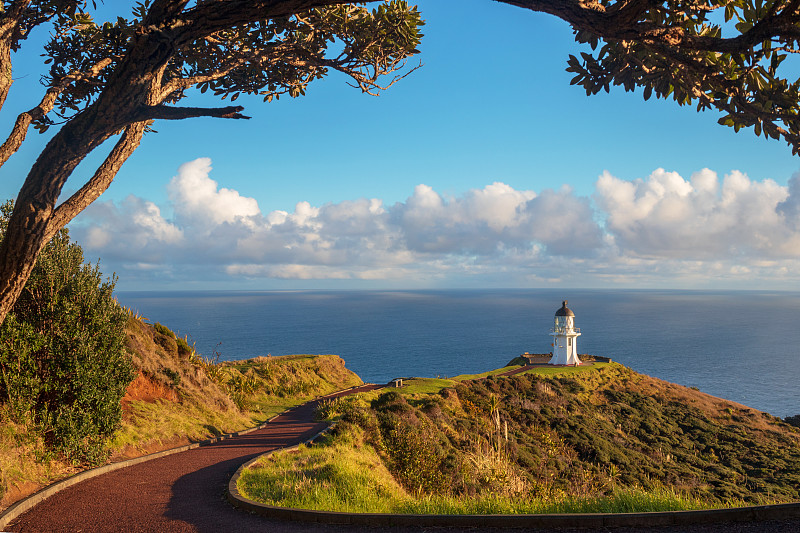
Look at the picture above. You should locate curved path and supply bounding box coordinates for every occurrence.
[8,382,800,533]
[8,385,381,533]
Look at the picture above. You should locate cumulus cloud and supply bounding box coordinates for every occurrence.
[777,172,800,229]
[595,168,800,259]
[78,196,182,262]
[167,157,260,228]
[69,158,800,288]
[392,182,604,256]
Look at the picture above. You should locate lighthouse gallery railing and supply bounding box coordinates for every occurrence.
[550,326,581,334]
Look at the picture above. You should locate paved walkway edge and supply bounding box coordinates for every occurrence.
[0,414,286,531]
[227,452,800,529]
[0,383,368,530]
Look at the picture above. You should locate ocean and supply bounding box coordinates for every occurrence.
[116,289,800,418]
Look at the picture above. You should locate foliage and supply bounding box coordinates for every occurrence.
[0,0,425,329]
[785,414,800,429]
[23,0,800,156]
[243,362,800,514]
[316,395,366,421]
[43,1,424,123]
[559,0,800,154]
[238,424,408,513]
[0,200,134,465]
[239,418,721,515]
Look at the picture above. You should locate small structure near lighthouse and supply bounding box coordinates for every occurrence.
[549,300,582,366]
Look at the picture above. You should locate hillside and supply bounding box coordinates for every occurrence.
[0,315,362,511]
[239,362,800,513]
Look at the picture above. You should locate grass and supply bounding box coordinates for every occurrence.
[111,394,324,457]
[238,422,723,515]
[519,362,610,377]
[366,362,608,400]
[238,426,408,513]
[214,354,363,411]
[451,364,522,381]
[0,318,365,510]
[0,406,78,508]
[111,353,363,457]
[239,361,799,516]
[396,487,718,515]
[109,400,256,454]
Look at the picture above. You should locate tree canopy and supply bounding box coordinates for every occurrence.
[1,0,800,325]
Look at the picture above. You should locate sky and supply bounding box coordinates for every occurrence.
[2,0,800,291]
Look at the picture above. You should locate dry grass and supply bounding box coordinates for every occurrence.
[0,317,363,512]
[0,407,78,510]
[239,422,719,515]
[240,362,800,515]
[238,425,409,513]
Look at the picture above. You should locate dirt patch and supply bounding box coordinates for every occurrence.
[121,371,179,409]
[1,480,42,512]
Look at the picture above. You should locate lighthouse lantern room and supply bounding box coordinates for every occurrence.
[548,300,582,366]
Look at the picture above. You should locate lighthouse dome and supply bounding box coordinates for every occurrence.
[555,300,574,317]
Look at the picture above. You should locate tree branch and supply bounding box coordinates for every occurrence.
[0,57,113,170]
[0,0,32,112]
[135,104,250,121]
[177,0,375,44]
[45,122,147,240]
[499,0,800,54]
[144,0,191,26]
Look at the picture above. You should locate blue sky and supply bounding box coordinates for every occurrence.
[2,1,800,290]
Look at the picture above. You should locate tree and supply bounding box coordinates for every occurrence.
[0,200,134,464]
[2,0,800,326]
[0,0,425,325]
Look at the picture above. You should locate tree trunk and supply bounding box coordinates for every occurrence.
[0,41,12,114]
[0,91,132,322]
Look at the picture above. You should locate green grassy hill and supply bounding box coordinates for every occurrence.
[0,315,362,511]
[239,362,800,514]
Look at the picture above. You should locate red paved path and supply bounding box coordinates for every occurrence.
[8,385,380,533]
[8,380,800,533]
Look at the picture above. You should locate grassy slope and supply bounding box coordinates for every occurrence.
[239,362,800,514]
[0,316,362,511]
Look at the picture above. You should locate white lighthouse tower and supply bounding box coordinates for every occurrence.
[548,300,582,366]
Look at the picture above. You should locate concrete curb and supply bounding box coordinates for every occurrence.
[229,467,800,530]
[226,485,800,530]
[0,382,368,531]
[227,442,800,528]
[0,415,283,531]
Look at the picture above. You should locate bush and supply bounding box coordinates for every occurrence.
[153,322,174,338]
[175,335,194,359]
[0,200,134,464]
[785,414,800,429]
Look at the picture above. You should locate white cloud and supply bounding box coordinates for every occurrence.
[777,172,800,229]
[167,157,260,228]
[77,196,182,263]
[69,158,800,289]
[595,168,797,259]
[393,182,603,256]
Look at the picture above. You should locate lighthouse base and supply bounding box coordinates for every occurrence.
[548,348,581,366]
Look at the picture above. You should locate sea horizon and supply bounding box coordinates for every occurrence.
[117,288,800,418]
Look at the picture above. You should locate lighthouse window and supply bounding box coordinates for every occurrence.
[568,338,572,347]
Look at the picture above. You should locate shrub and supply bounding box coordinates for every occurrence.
[154,331,178,356]
[175,335,194,359]
[0,201,134,464]
[153,322,174,338]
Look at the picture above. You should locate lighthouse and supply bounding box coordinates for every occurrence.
[548,300,582,365]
